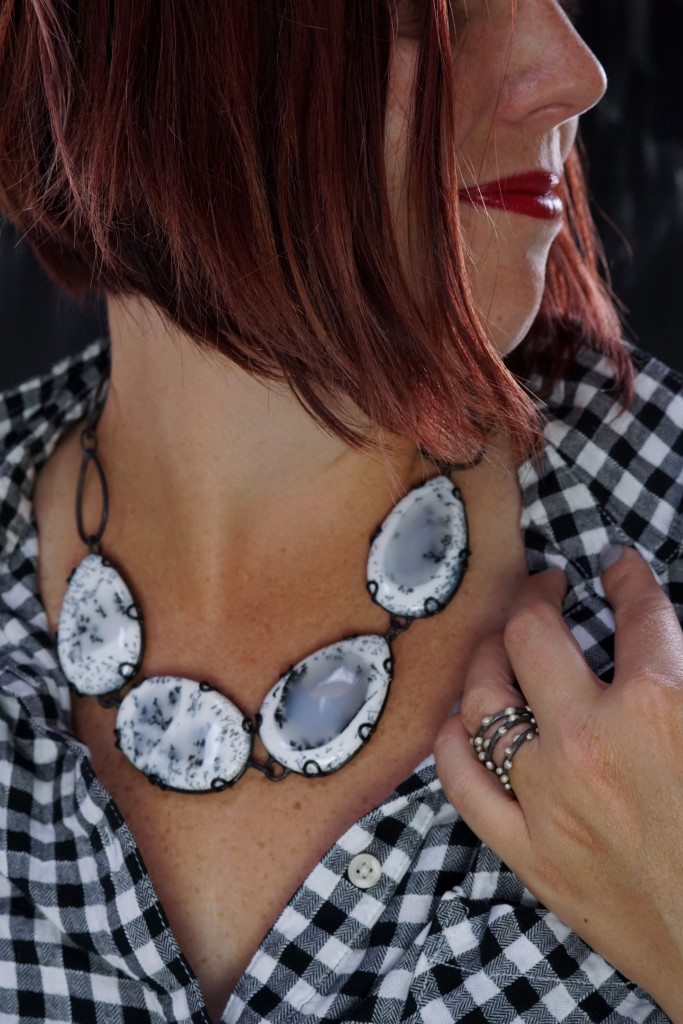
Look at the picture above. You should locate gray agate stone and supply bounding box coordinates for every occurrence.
[116,677,253,791]
[57,553,143,695]
[367,475,468,617]
[258,635,392,775]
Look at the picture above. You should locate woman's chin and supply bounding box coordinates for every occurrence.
[485,297,545,358]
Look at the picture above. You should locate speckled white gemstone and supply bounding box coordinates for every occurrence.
[57,553,143,695]
[258,635,392,775]
[367,475,468,617]
[116,677,253,791]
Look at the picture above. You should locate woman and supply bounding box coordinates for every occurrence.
[0,1,681,1022]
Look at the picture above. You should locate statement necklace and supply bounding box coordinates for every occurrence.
[57,378,471,793]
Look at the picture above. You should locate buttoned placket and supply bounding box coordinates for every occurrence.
[223,789,447,1022]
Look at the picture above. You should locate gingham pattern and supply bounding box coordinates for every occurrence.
[1,340,679,1023]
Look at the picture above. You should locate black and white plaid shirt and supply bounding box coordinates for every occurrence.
[1,340,679,1023]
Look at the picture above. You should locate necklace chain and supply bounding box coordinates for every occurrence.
[58,374,472,792]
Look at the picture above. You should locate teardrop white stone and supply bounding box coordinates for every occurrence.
[57,553,143,695]
[258,635,392,775]
[367,475,468,617]
[116,677,253,791]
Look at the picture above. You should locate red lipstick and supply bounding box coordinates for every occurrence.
[458,171,563,220]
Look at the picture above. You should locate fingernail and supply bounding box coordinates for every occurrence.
[449,698,462,716]
[599,544,624,573]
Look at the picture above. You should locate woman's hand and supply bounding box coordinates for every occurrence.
[435,547,683,1022]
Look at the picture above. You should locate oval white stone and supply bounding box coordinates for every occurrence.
[116,677,253,791]
[57,553,143,695]
[258,635,392,776]
[367,475,468,617]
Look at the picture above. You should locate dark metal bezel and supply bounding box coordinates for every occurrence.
[366,474,470,620]
[113,690,256,794]
[259,632,396,780]
[58,555,146,701]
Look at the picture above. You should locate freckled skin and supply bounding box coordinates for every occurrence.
[40,429,527,1021]
[32,3,608,1019]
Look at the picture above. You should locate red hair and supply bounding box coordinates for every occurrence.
[0,0,630,460]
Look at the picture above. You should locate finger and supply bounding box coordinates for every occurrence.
[503,568,600,720]
[435,711,533,866]
[458,633,539,783]
[458,631,527,738]
[599,545,683,688]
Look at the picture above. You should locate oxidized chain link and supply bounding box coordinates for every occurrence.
[62,370,471,790]
[76,374,110,554]
[76,429,109,554]
[385,614,414,645]
[421,449,486,476]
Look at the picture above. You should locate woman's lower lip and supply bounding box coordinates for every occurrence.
[458,180,564,221]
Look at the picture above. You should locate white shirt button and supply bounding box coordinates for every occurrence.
[348,853,382,889]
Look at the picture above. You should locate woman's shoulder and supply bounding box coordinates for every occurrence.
[519,340,683,678]
[532,341,683,550]
[542,340,683,457]
[0,337,109,457]
[0,339,109,723]
[0,339,108,551]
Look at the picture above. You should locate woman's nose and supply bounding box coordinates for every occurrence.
[497,0,607,127]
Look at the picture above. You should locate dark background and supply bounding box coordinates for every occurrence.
[2,0,682,389]
[576,0,683,369]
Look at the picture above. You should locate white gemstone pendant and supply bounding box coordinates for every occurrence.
[258,635,393,776]
[116,677,253,792]
[367,475,468,618]
[57,553,144,696]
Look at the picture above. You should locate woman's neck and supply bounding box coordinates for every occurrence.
[96,296,428,595]
[35,294,525,713]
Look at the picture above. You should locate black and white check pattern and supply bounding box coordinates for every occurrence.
[1,340,680,1023]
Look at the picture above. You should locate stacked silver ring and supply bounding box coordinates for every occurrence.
[470,705,537,793]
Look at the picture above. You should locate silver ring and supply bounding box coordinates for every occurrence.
[470,705,538,794]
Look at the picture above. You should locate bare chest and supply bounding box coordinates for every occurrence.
[35,431,527,1019]
[70,627,476,1022]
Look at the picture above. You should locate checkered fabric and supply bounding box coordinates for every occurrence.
[1,340,680,1023]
